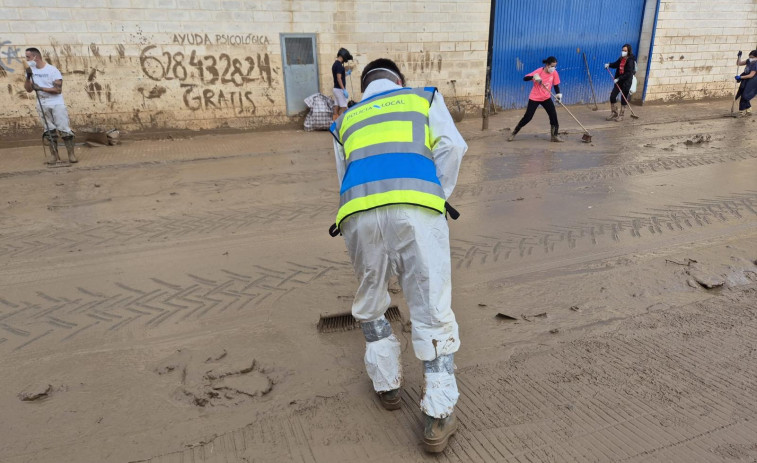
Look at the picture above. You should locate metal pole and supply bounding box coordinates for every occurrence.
[482,0,496,130]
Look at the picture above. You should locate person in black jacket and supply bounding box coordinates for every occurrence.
[604,44,636,121]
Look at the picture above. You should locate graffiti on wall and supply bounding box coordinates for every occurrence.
[138,40,276,114]
[172,33,270,46]
[0,40,24,75]
[139,46,273,86]
[2,32,281,132]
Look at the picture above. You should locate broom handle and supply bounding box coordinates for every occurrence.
[539,81,590,133]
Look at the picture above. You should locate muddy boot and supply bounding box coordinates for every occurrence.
[63,137,79,164]
[423,413,458,453]
[745,108,752,117]
[63,136,78,163]
[44,132,62,165]
[550,125,564,143]
[507,126,521,142]
[378,388,401,411]
[616,105,625,122]
[606,103,618,121]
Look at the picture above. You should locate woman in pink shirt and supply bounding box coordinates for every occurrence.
[507,56,563,143]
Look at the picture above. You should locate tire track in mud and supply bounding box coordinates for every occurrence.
[132,288,757,463]
[2,192,756,353]
[0,202,335,260]
[0,259,350,353]
[454,151,757,199]
[1,148,755,260]
[450,191,757,270]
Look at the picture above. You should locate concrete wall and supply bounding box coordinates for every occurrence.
[0,0,489,136]
[644,0,757,102]
[633,0,659,103]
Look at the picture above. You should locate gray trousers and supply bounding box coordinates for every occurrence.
[36,104,74,137]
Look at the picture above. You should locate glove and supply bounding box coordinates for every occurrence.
[738,50,742,58]
[555,93,563,102]
[346,69,352,76]
[342,89,349,98]
[614,79,619,84]
[604,63,610,69]
[533,74,542,82]
[735,75,742,82]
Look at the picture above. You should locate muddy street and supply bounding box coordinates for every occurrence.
[1,99,756,463]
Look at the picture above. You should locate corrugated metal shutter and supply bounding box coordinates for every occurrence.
[491,0,646,109]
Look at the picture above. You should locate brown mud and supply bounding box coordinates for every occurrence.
[1,98,756,462]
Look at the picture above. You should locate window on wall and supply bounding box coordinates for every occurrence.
[284,37,314,65]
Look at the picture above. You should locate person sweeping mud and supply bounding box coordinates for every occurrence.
[23,47,77,166]
[507,56,563,142]
[734,50,757,117]
[329,58,467,453]
[604,44,636,121]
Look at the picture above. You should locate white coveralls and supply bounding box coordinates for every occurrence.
[333,79,468,418]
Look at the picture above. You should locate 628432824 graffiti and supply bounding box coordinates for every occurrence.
[139,46,273,87]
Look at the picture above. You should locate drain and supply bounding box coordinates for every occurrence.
[317,306,402,333]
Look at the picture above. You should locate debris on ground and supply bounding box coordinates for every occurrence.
[569,305,580,311]
[81,128,122,147]
[521,312,548,322]
[683,134,711,146]
[495,312,517,320]
[685,264,725,289]
[18,384,53,402]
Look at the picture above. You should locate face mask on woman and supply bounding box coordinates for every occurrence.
[546,66,556,73]
[621,51,628,57]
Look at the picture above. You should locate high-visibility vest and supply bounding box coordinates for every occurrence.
[330,86,446,229]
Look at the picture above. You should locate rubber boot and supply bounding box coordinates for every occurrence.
[616,105,625,122]
[550,125,563,143]
[63,136,78,163]
[45,133,62,165]
[606,103,618,121]
[423,413,458,453]
[507,126,521,142]
[378,388,401,410]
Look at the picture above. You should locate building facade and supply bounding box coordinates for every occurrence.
[0,0,754,137]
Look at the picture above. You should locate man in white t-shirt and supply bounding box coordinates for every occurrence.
[24,47,77,165]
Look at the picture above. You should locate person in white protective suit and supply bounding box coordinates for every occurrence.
[329,58,467,453]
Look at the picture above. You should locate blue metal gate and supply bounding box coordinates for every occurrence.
[490,0,647,109]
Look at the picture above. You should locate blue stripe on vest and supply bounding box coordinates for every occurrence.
[340,152,441,195]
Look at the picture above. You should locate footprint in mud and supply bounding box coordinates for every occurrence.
[154,348,274,408]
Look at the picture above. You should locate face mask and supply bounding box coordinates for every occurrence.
[750,58,756,63]
[547,66,556,73]
[621,51,628,57]
[27,60,37,68]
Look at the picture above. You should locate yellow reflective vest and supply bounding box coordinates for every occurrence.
[330,87,446,229]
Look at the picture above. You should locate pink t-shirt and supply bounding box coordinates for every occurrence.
[526,67,560,102]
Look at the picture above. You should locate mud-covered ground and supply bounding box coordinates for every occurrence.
[1,99,756,462]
